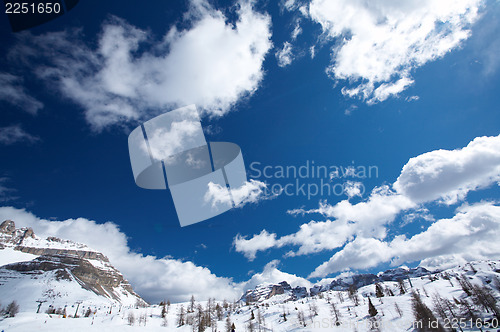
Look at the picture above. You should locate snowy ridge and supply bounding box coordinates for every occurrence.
[0,220,98,253]
[1,259,499,331]
[310,266,432,295]
[240,281,308,303]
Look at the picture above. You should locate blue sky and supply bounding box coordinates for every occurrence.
[1,0,500,303]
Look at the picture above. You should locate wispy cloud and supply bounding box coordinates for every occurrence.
[0,125,39,145]
[0,178,17,202]
[9,0,272,131]
[0,73,43,114]
[276,42,294,67]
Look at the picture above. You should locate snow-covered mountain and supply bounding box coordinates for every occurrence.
[240,281,309,303]
[0,220,146,315]
[309,266,432,295]
[1,218,499,331]
[3,257,498,331]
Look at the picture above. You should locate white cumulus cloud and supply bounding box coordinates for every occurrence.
[394,135,500,204]
[307,0,483,103]
[0,206,240,303]
[9,0,272,131]
[310,202,500,277]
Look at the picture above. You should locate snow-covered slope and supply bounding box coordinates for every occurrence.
[1,256,499,331]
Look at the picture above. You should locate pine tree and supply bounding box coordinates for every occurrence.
[368,298,378,317]
[375,283,384,298]
[161,303,167,318]
[398,279,406,295]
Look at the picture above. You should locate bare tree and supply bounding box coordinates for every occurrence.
[225,316,233,332]
[330,302,341,325]
[216,303,223,321]
[337,291,344,303]
[256,307,265,331]
[458,274,473,296]
[189,295,196,313]
[471,284,500,319]
[411,292,443,331]
[297,310,306,327]
[5,301,19,317]
[394,302,403,318]
[127,312,135,326]
[177,305,186,326]
[348,285,360,306]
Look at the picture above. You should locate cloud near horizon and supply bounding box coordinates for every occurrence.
[0,206,310,303]
[234,134,500,277]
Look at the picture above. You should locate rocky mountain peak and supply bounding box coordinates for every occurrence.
[0,219,16,234]
[241,281,308,303]
[0,219,147,306]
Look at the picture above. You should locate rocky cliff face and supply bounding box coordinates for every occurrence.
[241,281,308,303]
[0,219,146,306]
